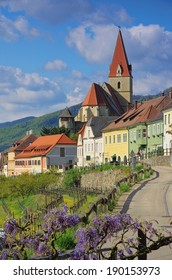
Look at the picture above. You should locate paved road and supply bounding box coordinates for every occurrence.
[119,166,172,259]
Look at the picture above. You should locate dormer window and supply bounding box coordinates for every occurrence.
[116,64,123,76]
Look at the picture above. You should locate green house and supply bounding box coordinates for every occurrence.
[129,123,147,156]
[146,112,163,154]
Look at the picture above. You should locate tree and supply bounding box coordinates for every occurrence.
[40,126,70,137]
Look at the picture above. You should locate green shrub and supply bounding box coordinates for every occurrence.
[63,168,81,188]
[120,182,130,192]
[55,227,77,250]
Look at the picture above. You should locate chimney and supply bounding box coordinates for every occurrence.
[169,89,172,98]
[135,100,138,110]
[127,102,131,111]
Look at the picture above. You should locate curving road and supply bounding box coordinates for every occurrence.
[120,166,172,259]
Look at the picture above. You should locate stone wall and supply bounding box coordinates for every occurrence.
[80,169,124,191]
[143,155,172,167]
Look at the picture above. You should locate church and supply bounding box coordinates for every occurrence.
[59,29,133,131]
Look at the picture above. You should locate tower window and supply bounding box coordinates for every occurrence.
[117,81,121,89]
[116,64,123,76]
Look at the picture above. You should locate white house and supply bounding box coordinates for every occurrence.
[162,102,172,153]
[77,116,115,167]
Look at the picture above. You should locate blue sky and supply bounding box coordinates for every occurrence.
[0,0,172,122]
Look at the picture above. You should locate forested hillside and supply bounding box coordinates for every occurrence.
[0,103,81,152]
[0,89,170,152]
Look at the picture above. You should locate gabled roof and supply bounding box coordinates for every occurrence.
[59,107,74,118]
[82,83,110,107]
[86,116,117,137]
[15,134,76,159]
[109,29,132,77]
[8,134,37,153]
[77,123,86,138]
[103,82,125,115]
[102,95,172,132]
[82,82,123,116]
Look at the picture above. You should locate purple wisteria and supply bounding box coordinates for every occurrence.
[0,205,80,260]
[0,204,172,260]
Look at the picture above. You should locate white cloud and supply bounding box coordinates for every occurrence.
[0,0,92,24]
[44,59,67,71]
[67,23,118,63]
[0,14,40,41]
[0,66,67,121]
[67,23,172,95]
[134,71,172,96]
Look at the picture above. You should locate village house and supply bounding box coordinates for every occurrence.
[14,134,77,175]
[102,95,172,163]
[7,132,37,176]
[162,100,172,152]
[77,116,116,167]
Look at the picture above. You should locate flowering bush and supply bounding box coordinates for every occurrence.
[72,214,172,259]
[0,205,80,260]
[0,204,172,260]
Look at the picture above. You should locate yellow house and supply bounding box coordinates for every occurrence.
[102,124,128,164]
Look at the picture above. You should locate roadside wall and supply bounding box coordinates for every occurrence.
[143,155,172,166]
[80,169,124,191]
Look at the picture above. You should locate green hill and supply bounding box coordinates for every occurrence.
[0,103,81,152]
[0,89,170,153]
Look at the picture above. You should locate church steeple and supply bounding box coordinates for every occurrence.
[109,29,132,78]
[108,29,133,111]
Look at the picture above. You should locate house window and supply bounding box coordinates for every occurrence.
[60,147,65,157]
[157,123,160,135]
[143,128,146,138]
[117,134,121,143]
[113,135,115,143]
[88,129,90,138]
[168,114,171,124]
[117,81,121,89]
[109,136,111,144]
[148,126,150,137]
[137,129,141,139]
[165,115,167,125]
[105,136,107,144]
[133,131,136,141]
[123,133,127,142]
[152,124,156,136]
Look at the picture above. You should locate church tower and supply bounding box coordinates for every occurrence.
[108,29,133,111]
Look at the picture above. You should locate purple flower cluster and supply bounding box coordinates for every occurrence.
[0,205,80,260]
[1,204,172,260]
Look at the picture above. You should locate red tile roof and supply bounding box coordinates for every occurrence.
[15,134,76,158]
[82,83,110,106]
[102,95,172,132]
[82,82,123,115]
[109,30,132,77]
[8,134,37,153]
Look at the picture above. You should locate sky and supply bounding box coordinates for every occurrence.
[0,0,172,122]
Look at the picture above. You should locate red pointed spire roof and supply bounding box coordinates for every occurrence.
[109,29,132,77]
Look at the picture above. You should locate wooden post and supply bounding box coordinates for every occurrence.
[138,229,147,260]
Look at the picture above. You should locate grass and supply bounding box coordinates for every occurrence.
[0,194,46,226]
